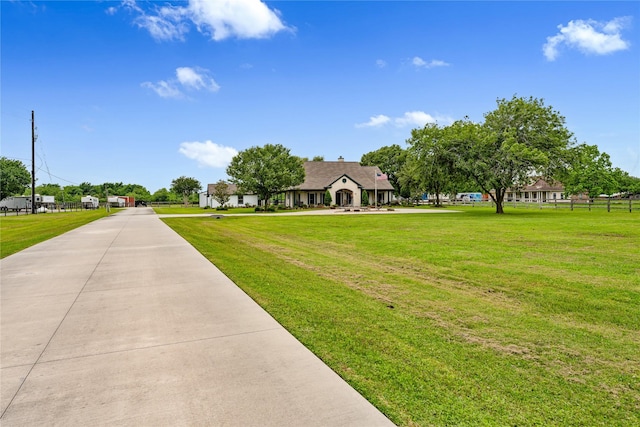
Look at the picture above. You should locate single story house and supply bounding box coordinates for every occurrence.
[199,183,258,208]
[504,178,566,202]
[282,158,395,208]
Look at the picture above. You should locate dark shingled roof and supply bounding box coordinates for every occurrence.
[296,161,394,191]
[207,182,239,195]
[507,178,564,192]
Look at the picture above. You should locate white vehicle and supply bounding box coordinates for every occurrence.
[456,192,483,202]
[81,196,100,209]
[108,196,126,207]
[0,195,42,211]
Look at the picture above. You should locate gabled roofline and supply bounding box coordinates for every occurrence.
[327,174,364,189]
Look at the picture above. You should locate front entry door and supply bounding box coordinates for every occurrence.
[336,190,353,206]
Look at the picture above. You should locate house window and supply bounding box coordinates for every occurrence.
[238,195,244,205]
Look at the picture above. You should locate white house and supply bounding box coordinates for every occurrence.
[504,178,566,203]
[199,183,258,208]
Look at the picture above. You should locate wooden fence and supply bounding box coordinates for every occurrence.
[450,199,640,212]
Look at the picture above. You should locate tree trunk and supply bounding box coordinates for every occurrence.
[495,189,505,214]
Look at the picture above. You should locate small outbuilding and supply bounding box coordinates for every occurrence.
[199,183,258,208]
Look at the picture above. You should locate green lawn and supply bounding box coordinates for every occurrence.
[0,209,112,258]
[152,206,326,215]
[163,208,640,426]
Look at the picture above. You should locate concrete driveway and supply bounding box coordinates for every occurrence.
[1,208,393,426]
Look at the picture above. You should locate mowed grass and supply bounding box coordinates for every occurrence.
[0,210,111,258]
[163,208,640,426]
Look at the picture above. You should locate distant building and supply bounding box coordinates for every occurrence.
[199,183,258,208]
[504,178,565,202]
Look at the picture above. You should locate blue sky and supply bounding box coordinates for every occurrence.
[2,1,639,193]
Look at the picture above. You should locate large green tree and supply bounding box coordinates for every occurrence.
[360,144,407,197]
[404,124,458,207]
[451,96,575,213]
[151,187,175,203]
[171,176,202,206]
[0,157,31,200]
[563,144,619,198]
[614,170,640,197]
[226,144,305,207]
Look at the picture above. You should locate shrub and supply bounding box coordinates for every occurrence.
[324,190,332,206]
[361,190,369,206]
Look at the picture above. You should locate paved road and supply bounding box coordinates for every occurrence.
[1,208,393,426]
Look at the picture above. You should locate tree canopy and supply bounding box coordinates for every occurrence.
[226,144,305,206]
[450,96,575,213]
[404,124,462,206]
[563,144,619,198]
[151,187,176,203]
[360,144,407,197]
[171,176,202,206]
[0,157,31,200]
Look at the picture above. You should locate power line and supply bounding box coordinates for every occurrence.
[34,168,79,186]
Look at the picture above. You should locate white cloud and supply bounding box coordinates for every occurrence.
[142,67,220,98]
[412,56,450,69]
[119,0,291,42]
[543,17,631,61]
[355,114,391,128]
[188,0,291,41]
[412,57,427,67]
[179,140,238,168]
[376,59,387,68]
[395,111,438,127]
[141,80,183,99]
[176,67,220,92]
[426,59,450,68]
[121,0,189,41]
[356,111,453,129]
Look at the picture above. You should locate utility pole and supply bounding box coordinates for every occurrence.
[31,110,36,214]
